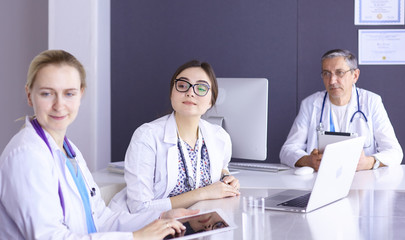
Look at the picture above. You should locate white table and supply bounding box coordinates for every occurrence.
[92,169,126,205]
[93,165,405,239]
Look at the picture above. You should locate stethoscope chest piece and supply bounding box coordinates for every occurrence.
[186,177,195,190]
[177,127,203,191]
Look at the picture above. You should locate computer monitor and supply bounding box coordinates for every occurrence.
[203,78,268,161]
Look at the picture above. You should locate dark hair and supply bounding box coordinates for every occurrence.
[321,49,358,70]
[169,60,218,107]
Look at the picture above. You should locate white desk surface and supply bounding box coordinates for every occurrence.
[93,165,405,240]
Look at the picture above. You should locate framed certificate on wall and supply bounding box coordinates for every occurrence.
[358,29,405,65]
[355,0,404,25]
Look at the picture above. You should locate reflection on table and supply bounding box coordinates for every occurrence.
[93,165,405,240]
[190,189,405,240]
[190,166,405,240]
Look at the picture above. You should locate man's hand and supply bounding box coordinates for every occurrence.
[295,149,322,171]
[357,150,376,171]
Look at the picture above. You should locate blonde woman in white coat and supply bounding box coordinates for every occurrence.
[109,60,240,214]
[0,50,197,240]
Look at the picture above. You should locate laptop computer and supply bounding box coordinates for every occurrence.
[264,136,365,213]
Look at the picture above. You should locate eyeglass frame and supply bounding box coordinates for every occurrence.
[320,69,355,80]
[174,79,211,97]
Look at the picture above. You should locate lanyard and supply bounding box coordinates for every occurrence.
[177,127,203,190]
[31,118,68,220]
[30,118,96,226]
[65,157,97,233]
[329,110,335,132]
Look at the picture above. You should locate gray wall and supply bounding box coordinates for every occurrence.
[0,1,48,152]
[111,1,405,163]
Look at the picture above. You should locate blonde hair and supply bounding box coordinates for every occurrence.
[26,49,86,90]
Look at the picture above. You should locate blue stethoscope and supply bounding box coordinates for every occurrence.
[30,118,96,222]
[317,87,368,132]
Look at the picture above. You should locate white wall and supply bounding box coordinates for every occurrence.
[0,1,48,152]
[49,0,111,171]
[0,1,110,172]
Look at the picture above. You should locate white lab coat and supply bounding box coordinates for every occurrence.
[280,86,403,168]
[109,113,231,214]
[0,117,161,240]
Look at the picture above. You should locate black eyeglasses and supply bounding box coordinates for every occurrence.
[175,79,210,97]
[321,69,353,79]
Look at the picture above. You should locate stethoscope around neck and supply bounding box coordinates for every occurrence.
[317,87,368,132]
[176,128,203,190]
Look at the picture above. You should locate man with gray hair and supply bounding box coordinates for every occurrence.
[280,49,402,171]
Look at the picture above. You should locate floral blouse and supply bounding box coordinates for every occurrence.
[168,138,212,197]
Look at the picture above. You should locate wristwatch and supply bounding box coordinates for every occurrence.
[372,159,380,170]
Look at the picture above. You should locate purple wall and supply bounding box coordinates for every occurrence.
[111,1,405,163]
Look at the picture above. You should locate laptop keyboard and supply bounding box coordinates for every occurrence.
[228,162,290,172]
[278,193,311,208]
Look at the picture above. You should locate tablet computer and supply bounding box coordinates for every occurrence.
[164,209,237,240]
[317,131,358,153]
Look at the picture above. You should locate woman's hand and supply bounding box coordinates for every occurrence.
[132,219,184,240]
[200,180,240,200]
[221,174,240,191]
[169,173,241,209]
[160,208,200,219]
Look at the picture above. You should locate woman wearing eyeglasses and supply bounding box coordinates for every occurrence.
[109,60,240,214]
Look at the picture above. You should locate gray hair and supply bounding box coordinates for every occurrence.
[321,49,358,70]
